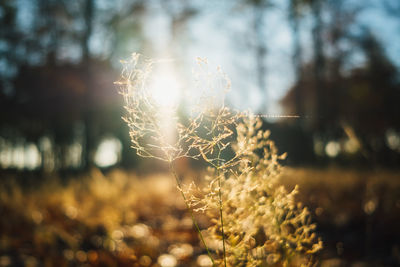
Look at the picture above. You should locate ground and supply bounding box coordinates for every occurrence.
[0,167,399,266]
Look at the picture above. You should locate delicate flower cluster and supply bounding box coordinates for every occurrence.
[118,54,322,266]
[202,117,323,266]
[115,53,196,162]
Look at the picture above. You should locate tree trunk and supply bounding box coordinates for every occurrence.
[253,5,267,112]
[289,0,304,118]
[311,0,325,130]
[82,0,95,170]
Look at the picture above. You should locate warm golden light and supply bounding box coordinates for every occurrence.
[148,67,181,108]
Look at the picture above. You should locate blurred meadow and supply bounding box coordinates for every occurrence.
[1,0,400,266]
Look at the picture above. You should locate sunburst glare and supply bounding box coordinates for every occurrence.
[148,65,181,108]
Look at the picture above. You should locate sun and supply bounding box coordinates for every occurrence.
[148,66,181,108]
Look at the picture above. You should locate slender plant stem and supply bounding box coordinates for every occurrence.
[217,172,227,267]
[168,161,215,266]
[216,150,227,267]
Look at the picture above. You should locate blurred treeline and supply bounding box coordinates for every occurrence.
[0,0,399,171]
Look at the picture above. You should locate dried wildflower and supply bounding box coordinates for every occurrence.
[201,116,323,266]
[115,53,196,162]
[117,54,322,266]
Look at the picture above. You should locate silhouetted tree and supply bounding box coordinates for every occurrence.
[0,0,148,170]
[288,0,306,120]
[250,0,270,110]
[282,29,400,165]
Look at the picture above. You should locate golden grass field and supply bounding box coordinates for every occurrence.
[0,167,399,266]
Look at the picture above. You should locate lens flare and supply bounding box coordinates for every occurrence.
[148,68,181,107]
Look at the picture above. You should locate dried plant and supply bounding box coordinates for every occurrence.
[116,54,219,264]
[117,53,322,266]
[198,115,323,266]
[116,53,193,162]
